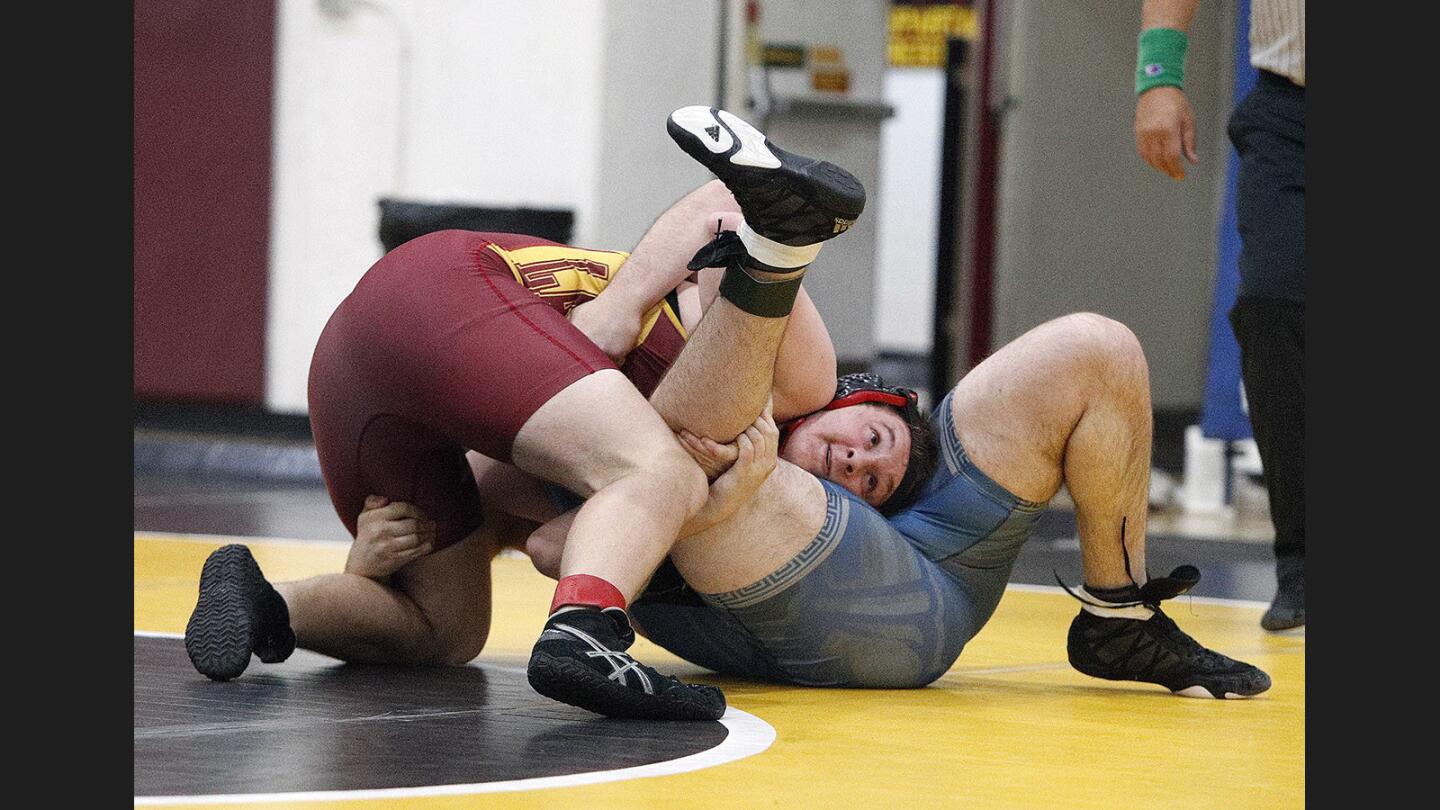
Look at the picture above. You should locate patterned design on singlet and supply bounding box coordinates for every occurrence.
[484,239,690,397]
[699,487,851,610]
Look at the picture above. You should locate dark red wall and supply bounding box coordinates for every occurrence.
[134,1,276,403]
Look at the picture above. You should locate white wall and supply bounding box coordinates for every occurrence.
[875,68,945,353]
[591,0,725,252]
[267,0,609,413]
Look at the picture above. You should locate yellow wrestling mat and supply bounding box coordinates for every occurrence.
[135,533,1304,809]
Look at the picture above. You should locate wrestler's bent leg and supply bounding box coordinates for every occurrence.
[945,313,1270,697]
[275,522,498,665]
[947,312,1151,587]
[188,230,627,683]
[523,105,864,718]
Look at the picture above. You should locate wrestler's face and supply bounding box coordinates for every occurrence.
[780,404,911,508]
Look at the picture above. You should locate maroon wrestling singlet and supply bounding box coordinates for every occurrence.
[307,230,688,549]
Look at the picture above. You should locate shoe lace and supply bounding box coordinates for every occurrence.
[687,225,747,271]
[1054,516,1201,610]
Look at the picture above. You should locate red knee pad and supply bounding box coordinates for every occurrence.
[550,574,628,614]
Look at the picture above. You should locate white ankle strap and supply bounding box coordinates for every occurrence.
[738,221,823,269]
[1079,587,1156,620]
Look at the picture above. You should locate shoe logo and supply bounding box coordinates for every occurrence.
[832,217,854,234]
[553,622,655,694]
[705,125,722,142]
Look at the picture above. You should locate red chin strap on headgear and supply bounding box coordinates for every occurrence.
[779,372,923,452]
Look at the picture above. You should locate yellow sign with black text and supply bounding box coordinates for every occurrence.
[888,2,976,68]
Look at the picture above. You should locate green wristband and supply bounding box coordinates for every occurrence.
[1135,27,1187,94]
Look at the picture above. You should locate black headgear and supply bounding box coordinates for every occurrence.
[826,372,922,422]
[780,373,935,514]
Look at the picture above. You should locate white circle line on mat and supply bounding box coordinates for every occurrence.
[133,630,775,805]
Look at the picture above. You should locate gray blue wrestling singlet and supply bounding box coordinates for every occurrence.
[631,390,1051,688]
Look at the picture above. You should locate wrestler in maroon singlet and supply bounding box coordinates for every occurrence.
[307,230,688,551]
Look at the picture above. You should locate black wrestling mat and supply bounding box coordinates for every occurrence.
[134,635,728,798]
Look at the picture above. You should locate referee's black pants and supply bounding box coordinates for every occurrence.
[1227,69,1305,583]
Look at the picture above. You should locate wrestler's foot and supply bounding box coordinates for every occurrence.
[185,544,296,681]
[527,606,726,720]
[1061,567,1271,699]
[667,106,865,251]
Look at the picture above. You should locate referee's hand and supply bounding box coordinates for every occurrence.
[1135,86,1199,181]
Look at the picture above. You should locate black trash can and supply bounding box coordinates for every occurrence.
[377,198,574,252]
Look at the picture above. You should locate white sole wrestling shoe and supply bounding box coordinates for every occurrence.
[528,606,727,720]
[667,105,865,249]
[1061,566,1272,699]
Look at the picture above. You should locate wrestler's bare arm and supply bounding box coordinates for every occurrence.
[347,496,437,580]
[526,406,781,580]
[387,390,822,585]
[567,180,741,363]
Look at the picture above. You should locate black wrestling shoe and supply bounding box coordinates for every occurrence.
[528,606,726,721]
[667,105,865,247]
[1061,567,1272,699]
[184,544,296,681]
